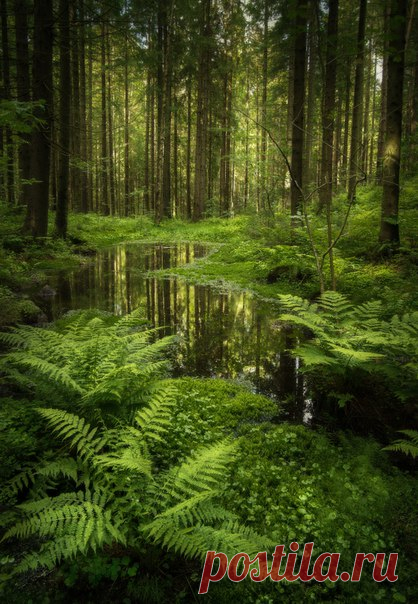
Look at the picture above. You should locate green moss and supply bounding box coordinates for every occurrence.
[0,286,43,326]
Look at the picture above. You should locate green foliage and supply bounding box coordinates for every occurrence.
[151,378,276,465]
[278,291,418,409]
[0,99,44,134]
[385,430,418,458]
[1,405,270,578]
[0,310,175,425]
[0,286,44,327]
[0,316,271,590]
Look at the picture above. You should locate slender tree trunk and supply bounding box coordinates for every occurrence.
[70,1,80,210]
[341,64,351,186]
[100,19,109,215]
[150,72,155,214]
[260,0,269,212]
[290,0,308,222]
[244,67,250,210]
[24,0,53,236]
[161,4,173,219]
[368,52,377,176]
[285,48,295,207]
[193,0,211,220]
[348,0,367,200]
[186,78,192,218]
[318,0,339,213]
[1,0,15,204]
[14,0,31,206]
[304,1,317,189]
[173,94,179,216]
[144,59,151,213]
[87,25,93,211]
[124,32,130,216]
[379,0,407,245]
[55,0,71,238]
[362,44,371,177]
[376,0,389,183]
[107,32,116,216]
[79,0,88,213]
[333,87,343,187]
[155,1,164,221]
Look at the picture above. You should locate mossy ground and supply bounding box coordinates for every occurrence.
[1,179,417,318]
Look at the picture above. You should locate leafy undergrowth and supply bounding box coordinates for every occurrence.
[0,306,416,602]
[1,179,417,316]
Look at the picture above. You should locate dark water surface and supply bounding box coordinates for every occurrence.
[34,242,312,423]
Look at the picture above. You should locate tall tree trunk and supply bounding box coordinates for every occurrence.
[361,44,371,177]
[186,77,192,218]
[347,0,367,200]
[79,0,88,212]
[244,67,250,210]
[150,72,155,214]
[100,19,109,215]
[23,0,53,237]
[260,0,269,212]
[318,0,339,213]
[107,32,116,215]
[376,0,389,183]
[14,0,31,206]
[161,4,173,219]
[285,47,295,207]
[173,94,179,216]
[290,0,308,222]
[55,0,71,238]
[144,60,151,214]
[70,1,80,210]
[155,1,164,221]
[379,0,407,245]
[193,0,211,220]
[304,0,317,188]
[341,64,351,186]
[1,0,15,204]
[87,24,93,211]
[368,52,378,177]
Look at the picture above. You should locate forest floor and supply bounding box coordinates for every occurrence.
[1,180,417,328]
[1,184,418,602]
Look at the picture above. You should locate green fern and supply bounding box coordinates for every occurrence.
[0,310,174,425]
[278,291,418,406]
[384,430,418,458]
[2,404,270,577]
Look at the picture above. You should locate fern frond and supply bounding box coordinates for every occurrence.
[160,439,237,504]
[4,353,84,394]
[36,408,107,460]
[134,385,176,444]
[318,291,353,322]
[384,430,418,458]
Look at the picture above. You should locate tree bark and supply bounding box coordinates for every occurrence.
[348,0,367,200]
[193,0,211,220]
[318,0,339,213]
[1,0,15,204]
[55,0,71,238]
[23,0,53,237]
[290,0,308,222]
[14,0,31,206]
[376,0,389,183]
[379,0,407,245]
[100,18,109,215]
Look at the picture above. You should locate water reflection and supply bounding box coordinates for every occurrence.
[35,243,311,423]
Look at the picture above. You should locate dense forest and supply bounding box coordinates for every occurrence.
[0,0,417,602]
